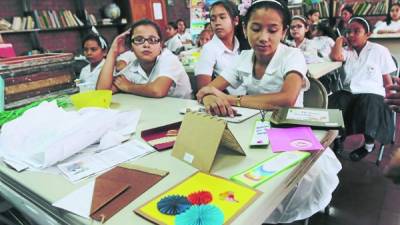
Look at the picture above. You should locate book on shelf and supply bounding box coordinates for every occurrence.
[311,1,329,18]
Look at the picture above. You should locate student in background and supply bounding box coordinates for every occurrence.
[335,5,353,36]
[330,17,396,161]
[97,19,192,99]
[311,22,336,60]
[176,19,193,45]
[287,16,321,63]
[165,22,184,54]
[307,8,320,30]
[195,0,245,95]
[374,3,400,34]
[79,29,108,91]
[203,22,213,32]
[197,1,340,224]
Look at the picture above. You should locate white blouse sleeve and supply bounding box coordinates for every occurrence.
[378,46,397,75]
[194,43,216,76]
[156,51,184,83]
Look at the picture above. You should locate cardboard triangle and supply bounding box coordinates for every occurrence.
[172,112,245,172]
[90,179,130,215]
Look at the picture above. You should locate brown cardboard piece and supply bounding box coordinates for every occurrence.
[171,112,246,172]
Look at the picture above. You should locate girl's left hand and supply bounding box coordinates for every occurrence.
[385,77,400,112]
[196,86,226,103]
[113,75,133,93]
[202,95,235,117]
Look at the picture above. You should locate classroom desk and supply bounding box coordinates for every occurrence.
[0,94,336,225]
[370,33,400,63]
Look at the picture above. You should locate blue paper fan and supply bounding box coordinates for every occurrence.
[157,195,192,215]
[175,205,224,225]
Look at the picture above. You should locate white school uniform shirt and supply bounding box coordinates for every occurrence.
[342,41,396,96]
[312,36,335,60]
[79,59,105,90]
[165,34,183,54]
[221,43,309,107]
[373,20,400,33]
[121,49,192,99]
[177,30,192,43]
[287,38,323,64]
[117,51,136,64]
[195,35,246,95]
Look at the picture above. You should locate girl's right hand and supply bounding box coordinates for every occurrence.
[110,29,131,56]
[202,95,235,117]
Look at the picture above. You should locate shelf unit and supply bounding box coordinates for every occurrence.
[0,0,129,55]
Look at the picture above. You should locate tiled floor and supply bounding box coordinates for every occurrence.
[275,132,400,225]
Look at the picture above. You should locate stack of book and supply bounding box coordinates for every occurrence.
[11,16,35,31]
[311,1,330,18]
[32,9,84,29]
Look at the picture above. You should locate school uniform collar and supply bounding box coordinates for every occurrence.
[130,50,164,79]
[212,35,240,54]
[90,59,105,72]
[237,43,283,75]
[349,41,373,57]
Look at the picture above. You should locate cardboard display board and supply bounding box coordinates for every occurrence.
[172,112,245,172]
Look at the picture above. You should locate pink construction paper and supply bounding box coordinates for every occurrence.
[267,127,323,153]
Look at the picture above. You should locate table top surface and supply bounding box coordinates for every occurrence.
[0,94,331,225]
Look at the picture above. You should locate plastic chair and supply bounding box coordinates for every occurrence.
[376,56,399,166]
[303,76,328,109]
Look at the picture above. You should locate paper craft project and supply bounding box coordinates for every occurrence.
[135,172,261,225]
[250,120,271,147]
[53,164,168,222]
[270,107,344,129]
[267,127,324,153]
[141,122,181,151]
[231,151,311,187]
[172,112,246,172]
[180,105,259,123]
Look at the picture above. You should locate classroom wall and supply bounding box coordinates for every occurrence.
[166,1,190,27]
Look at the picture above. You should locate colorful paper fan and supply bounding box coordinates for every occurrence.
[187,191,213,205]
[175,205,224,225]
[157,195,192,215]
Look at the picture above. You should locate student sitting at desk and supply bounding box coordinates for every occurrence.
[334,5,353,37]
[286,16,322,64]
[195,0,246,95]
[197,1,341,223]
[311,22,336,60]
[374,3,400,34]
[330,16,396,161]
[176,19,193,45]
[79,28,108,91]
[97,19,192,99]
[165,22,184,54]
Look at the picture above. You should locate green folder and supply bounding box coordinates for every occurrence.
[270,107,344,130]
[231,151,311,188]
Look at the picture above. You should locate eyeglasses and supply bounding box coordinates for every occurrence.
[131,36,161,45]
[290,24,304,30]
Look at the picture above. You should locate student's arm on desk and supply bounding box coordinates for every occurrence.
[196,75,213,91]
[330,36,346,62]
[113,76,172,98]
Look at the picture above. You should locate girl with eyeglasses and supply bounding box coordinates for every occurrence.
[330,17,397,161]
[286,16,322,63]
[374,3,400,34]
[197,2,341,223]
[78,30,108,91]
[97,19,192,99]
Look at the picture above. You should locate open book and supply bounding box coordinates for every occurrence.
[270,107,344,130]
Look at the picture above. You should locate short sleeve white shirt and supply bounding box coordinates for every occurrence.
[117,51,136,64]
[221,44,309,107]
[373,20,400,33]
[194,35,245,95]
[312,36,335,60]
[122,49,192,99]
[79,59,105,90]
[178,31,192,43]
[342,41,396,96]
[165,34,183,54]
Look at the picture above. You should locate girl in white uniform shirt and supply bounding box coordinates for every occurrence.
[165,22,184,54]
[330,17,396,161]
[374,3,400,34]
[197,1,341,223]
[97,19,192,99]
[195,0,246,95]
[176,19,193,45]
[287,16,322,63]
[79,31,108,91]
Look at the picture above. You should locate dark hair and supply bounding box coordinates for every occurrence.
[307,9,319,17]
[386,3,400,25]
[341,5,353,15]
[243,0,291,28]
[210,0,239,20]
[348,16,372,33]
[315,21,336,39]
[129,19,163,41]
[176,19,186,27]
[82,32,108,50]
[287,16,312,40]
[168,21,178,30]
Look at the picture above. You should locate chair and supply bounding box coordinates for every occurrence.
[376,56,399,166]
[303,76,328,109]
